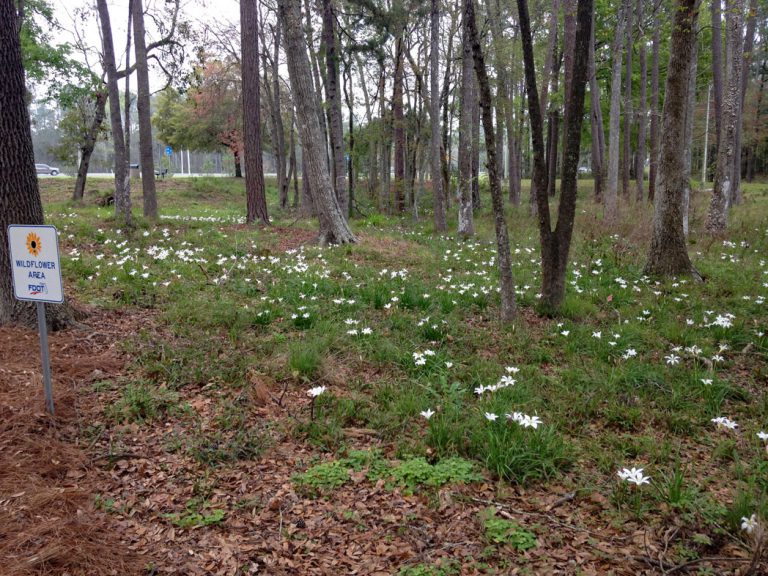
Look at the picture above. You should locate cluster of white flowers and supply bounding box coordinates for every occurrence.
[506,412,542,429]
[711,416,738,430]
[741,514,759,534]
[474,370,518,396]
[617,467,651,486]
[413,349,436,366]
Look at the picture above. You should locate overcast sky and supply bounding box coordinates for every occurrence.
[51,0,243,90]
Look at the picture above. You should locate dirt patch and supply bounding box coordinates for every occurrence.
[0,310,150,576]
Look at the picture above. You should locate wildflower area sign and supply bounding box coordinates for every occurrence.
[8,224,64,414]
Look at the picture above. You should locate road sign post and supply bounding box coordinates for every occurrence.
[8,225,64,415]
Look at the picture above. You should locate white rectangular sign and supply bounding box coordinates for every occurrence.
[8,225,64,304]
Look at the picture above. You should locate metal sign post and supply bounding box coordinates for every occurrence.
[36,301,54,414]
[8,225,64,416]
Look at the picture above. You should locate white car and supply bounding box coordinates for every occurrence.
[36,163,60,176]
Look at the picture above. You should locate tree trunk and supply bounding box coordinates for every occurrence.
[711,0,724,148]
[290,109,299,208]
[464,0,516,322]
[606,0,628,222]
[588,1,606,203]
[344,59,355,217]
[241,0,269,225]
[517,0,593,312]
[278,0,355,244]
[634,0,647,202]
[430,0,447,232]
[97,0,131,227]
[264,24,288,210]
[622,0,633,197]
[706,0,744,233]
[73,91,107,202]
[1,0,70,328]
[393,36,406,213]
[644,0,701,277]
[682,36,699,237]
[132,0,157,219]
[471,72,481,209]
[648,7,660,201]
[458,15,475,238]
[732,0,758,204]
[321,0,348,217]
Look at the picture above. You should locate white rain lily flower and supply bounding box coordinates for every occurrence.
[711,416,738,430]
[592,331,602,339]
[757,431,768,442]
[361,327,373,335]
[665,354,681,366]
[561,330,570,337]
[701,378,713,386]
[617,467,651,486]
[484,412,499,422]
[445,361,453,368]
[741,514,759,534]
[420,409,435,420]
[308,386,327,398]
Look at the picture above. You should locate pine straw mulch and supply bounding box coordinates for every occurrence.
[0,307,761,575]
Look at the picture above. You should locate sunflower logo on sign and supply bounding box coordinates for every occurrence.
[26,232,42,257]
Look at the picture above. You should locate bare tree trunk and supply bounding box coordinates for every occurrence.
[634,0,647,202]
[606,0,629,222]
[648,7,660,201]
[305,0,329,167]
[132,0,157,219]
[321,0,348,217]
[711,0,724,148]
[73,91,107,202]
[746,62,766,182]
[393,36,406,213]
[732,0,758,204]
[97,0,131,227]
[465,0,516,321]
[440,34,453,202]
[290,110,299,208]
[431,0,447,231]
[278,0,354,244]
[241,0,269,225]
[622,0,633,198]
[682,37,699,237]
[644,0,700,277]
[706,0,744,233]
[471,73,481,209]
[1,0,70,328]
[517,0,593,311]
[263,24,288,209]
[458,14,475,238]
[588,1,606,203]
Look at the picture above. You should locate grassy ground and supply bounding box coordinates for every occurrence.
[18,176,768,573]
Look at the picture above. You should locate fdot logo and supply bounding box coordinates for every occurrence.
[28,282,48,296]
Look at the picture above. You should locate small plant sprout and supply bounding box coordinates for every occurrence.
[307,386,326,421]
[420,408,435,420]
[711,416,738,430]
[617,467,651,486]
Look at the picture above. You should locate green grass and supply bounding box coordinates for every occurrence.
[40,176,768,552]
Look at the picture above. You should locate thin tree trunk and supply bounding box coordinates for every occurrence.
[321,0,348,216]
[241,0,269,225]
[263,24,288,209]
[682,36,699,237]
[644,0,701,277]
[635,0,647,202]
[606,0,629,222]
[132,0,157,219]
[622,0,633,197]
[732,0,758,204]
[589,0,606,203]
[465,0,516,321]
[458,14,475,238]
[278,0,354,244]
[344,58,355,217]
[393,36,406,213]
[73,91,107,202]
[431,0,447,231]
[711,0,724,148]
[706,0,744,233]
[648,6,660,201]
[97,0,131,227]
[471,73,481,209]
[290,109,299,208]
